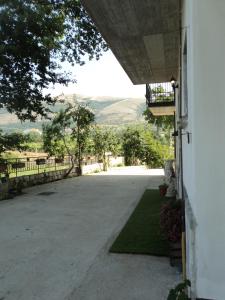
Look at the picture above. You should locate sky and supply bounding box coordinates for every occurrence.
[49,50,145,99]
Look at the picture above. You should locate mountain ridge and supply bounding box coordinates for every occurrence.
[0,93,146,132]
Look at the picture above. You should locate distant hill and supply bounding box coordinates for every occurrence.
[0,94,146,132]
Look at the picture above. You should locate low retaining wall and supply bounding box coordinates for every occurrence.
[109,156,124,166]
[82,156,124,174]
[0,157,125,200]
[82,163,103,174]
[0,168,78,200]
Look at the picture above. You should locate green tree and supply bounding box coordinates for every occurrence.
[141,130,173,168]
[93,127,120,171]
[69,104,95,175]
[0,0,107,120]
[23,131,43,152]
[25,131,42,143]
[43,103,94,176]
[143,110,174,133]
[43,119,73,160]
[0,130,26,157]
[43,108,76,178]
[122,128,144,166]
[121,125,173,168]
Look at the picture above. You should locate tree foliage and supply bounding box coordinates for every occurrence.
[69,104,95,174]
[167,279,191,300]
[93,127,120,170]
[43,103,95,175]
[151,85,173,102]
[141,129,173,168]
[43,113,73,159]
[122,126,173,168]
[143,109,174,132]
[122,128,144,166]
[0,130,26,156]
[0,0,108,120]
[25,131,42,143]
[23,131,43,152]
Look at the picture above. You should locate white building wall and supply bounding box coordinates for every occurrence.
[181,0,196,213]
[181,2,198,298]
[182,0,225,299]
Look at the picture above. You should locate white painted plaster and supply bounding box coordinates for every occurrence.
[182,0,225,298]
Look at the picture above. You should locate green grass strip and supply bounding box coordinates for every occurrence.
[110,189,169,256]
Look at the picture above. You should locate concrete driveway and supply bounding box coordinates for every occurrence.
[0,166,178,300]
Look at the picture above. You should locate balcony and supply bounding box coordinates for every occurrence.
[145,83,175,116]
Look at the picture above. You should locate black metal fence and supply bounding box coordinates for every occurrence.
[145,82,174,106]
[0,156,73,178]
[0,155,102,178]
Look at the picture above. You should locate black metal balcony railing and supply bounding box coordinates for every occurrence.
[145,82,174,105]
[145,82,175,116]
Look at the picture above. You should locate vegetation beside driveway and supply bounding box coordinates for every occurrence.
[110,189,169,256]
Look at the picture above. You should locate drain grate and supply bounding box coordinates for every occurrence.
[37,191,55,196]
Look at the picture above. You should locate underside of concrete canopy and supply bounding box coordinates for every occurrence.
[82,0,180,84]
[148,103,176,116]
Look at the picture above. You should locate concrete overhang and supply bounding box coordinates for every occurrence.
[82,0,180,84]
[148,102,175,116]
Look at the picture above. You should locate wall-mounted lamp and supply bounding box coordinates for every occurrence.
[170,76,179,91]
[172,130,179,137]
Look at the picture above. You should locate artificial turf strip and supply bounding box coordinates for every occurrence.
[109,189,169,257]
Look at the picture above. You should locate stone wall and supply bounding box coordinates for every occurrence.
[109,156,124,166]
[0,168,78,200]
[0,157,124,200]
[82,156,124,174]
[82,163,103,175]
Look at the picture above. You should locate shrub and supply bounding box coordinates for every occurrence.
[158,183,168,196]
[116,163,124,167]
[160,199,183,242]
[167,280,191,300]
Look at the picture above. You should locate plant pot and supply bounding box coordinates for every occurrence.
[12,162,25,169]
[55,158,63,164]
[36,159,46,165]
[160,199,183,268]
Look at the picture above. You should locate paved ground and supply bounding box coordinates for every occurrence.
[0,166,179,300]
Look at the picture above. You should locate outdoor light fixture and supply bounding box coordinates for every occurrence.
[170,76,178,104]
[170,76,178,90]
[170,76,176,86]
[172,130,179,137]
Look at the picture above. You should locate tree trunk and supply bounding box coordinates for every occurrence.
[64,155,75,178]
[77,143,82,176]
[103,152,107,171]
[62,136,75,178]
[76,122,82,176]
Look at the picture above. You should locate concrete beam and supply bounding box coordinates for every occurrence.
[149,105,176,116]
